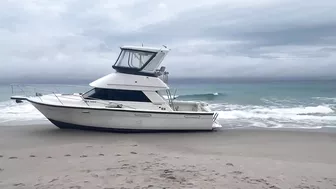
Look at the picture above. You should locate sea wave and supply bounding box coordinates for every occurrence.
[212,103,336,129]
[312,97,336,102]
[163,92,225,100]
[215,105,335,120]
[0,100,45,124]
[178,92,223,97]
[175,92,225,100]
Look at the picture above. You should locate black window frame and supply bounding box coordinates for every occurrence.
[82,88,151,102]
[112,48,158,77]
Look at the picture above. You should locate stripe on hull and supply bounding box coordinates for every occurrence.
[48,119,215,133]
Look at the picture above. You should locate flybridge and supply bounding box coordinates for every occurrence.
[112,45,170,77]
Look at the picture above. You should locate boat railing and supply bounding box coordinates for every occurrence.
[10,84,87,106]
[10,84,136,109]
[165,89,178,110]
[213,112,219,122]
[10,84,69,104]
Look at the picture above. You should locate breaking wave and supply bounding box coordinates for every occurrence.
[0,100,46,124]
[215,105,334,119]
[212,104,336,129]
[175,92,225,100]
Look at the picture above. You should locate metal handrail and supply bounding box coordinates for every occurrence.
[213,112,219,122]
[10,84,136,110]
[10,84,89,94]
[52,92,63,105]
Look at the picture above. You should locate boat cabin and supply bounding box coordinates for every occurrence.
[81,45,208,112]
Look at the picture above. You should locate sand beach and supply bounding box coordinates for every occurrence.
[0,124,335,189]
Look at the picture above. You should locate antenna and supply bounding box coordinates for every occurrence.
[163,45,167,48]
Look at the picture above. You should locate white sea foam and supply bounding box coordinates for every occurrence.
[312,97,336,102]
[216,105,335,120]
[0,100,45,124]
[213,103,336,129]
[253,105,334,115]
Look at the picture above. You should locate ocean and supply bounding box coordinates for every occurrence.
[1,80,336,129]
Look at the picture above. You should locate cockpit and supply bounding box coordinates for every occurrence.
[112,46,170,76]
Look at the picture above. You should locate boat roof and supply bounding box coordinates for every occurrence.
[120,45,170,53]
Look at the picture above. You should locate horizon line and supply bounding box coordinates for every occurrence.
[1,76,336,85]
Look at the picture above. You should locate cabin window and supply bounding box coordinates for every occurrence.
[143,52,164,72]
[114,50,155,69]
[83,88,151,102]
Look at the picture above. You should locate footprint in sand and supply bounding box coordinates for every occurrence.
[0,155,3,158]
[49,178,58,183]
[230,171,243,175]
[69,185,81,189]
[47,156,52,159]
[0,168,4,172]
[269,185,281,189]
[130,152,137,154]
[126,179,133,184]
[13,183,25,186]
[29,155,36,158]
[99,153,104,156]
[91,173,99,178]
[65,154,71,157]
[9,156,18,159]
[81,169,91,173]
[115,154,121,156]
[226,163,234,166]
[80,155,88,158]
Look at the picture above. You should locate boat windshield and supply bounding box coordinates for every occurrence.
[114,49,156,69]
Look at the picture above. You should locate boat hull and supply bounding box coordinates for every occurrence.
[29,100,215,132]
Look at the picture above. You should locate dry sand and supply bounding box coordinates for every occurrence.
[0,124,336,189]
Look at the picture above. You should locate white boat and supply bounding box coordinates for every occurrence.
[11,45,221,132]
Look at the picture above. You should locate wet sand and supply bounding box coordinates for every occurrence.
[0,124,336,189]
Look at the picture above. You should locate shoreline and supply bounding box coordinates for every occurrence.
[2,120,336,133]
[0,124,336,188]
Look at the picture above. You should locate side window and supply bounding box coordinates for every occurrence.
[84,88,151,102]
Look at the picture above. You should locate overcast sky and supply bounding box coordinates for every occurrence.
[1,0,336,83]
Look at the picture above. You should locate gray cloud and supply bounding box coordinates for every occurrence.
[0,0,336,83]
